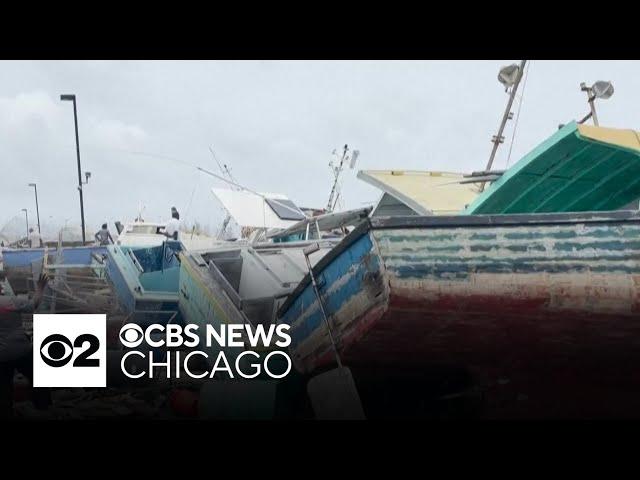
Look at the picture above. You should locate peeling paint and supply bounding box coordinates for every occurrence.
[279,213,640,391]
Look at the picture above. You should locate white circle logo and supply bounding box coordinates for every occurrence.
[119,323,144,348]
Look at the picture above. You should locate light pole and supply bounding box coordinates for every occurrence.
[21,209,29,238]
[60,94,86,244]
[28,183,41,234]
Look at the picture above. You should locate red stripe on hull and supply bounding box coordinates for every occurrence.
[333,292,640,418]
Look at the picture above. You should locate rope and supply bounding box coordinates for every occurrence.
[506,61,531,168]
[183,169,199,228]
[79,145,306,219]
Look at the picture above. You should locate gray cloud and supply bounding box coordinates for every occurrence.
[1,60,637,239]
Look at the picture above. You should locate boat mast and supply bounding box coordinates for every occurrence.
[326,145,360,212]
[481,59,527,192]
[209,145,240,239]
[326,145,349,212]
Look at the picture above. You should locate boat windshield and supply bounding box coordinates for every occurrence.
[126,225,162,235]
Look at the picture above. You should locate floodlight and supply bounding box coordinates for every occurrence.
[592,81,614,99]
[498,64,520,90]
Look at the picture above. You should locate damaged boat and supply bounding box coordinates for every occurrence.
[177,189,371,361]
[278,210,640,417]
[278,119,640,417]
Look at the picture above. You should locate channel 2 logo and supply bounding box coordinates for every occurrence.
[33,314,106,387]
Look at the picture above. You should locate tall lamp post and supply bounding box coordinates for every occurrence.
[28,183,41,234]
[60,94,86,244]
[21,209,29,238]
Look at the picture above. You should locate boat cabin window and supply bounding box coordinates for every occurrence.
[265,198,306,221]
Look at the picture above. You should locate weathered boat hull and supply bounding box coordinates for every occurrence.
[177,250,247,363]
[104,242,183,325]
[278,211,640,417]
[177,241,338,364]
[1,246,107,269]
[1,246,107,293]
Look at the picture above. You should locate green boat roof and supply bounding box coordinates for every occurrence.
[464,121,640,214]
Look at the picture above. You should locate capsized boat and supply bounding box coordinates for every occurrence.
[464,122,640,214]
[177,207,372,362]
[104,241,184,325]
[278,210,640,417]
[178,240,337,357]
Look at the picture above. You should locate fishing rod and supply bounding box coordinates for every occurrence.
[83,144,307,220]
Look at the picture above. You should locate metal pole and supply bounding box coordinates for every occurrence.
[23,210,29,238]
[481,60,527,192]
[588,95,599,126]
[326,145,348,212]
[32,184,41,234]
[71,98,86,244]
[303,244,342,368]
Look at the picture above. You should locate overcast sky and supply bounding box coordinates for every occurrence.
[1,60,638,238]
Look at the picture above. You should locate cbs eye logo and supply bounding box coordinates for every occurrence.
[40,333,100,368]
[33,314,107,388]
[119,324,144,348]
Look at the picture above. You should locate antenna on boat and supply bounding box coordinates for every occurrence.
[208,146,239,190]
[577,81,614,126]
[135,202,145,222]
[209,145,240,239]
[326,145,359,212]
[480,60,528,192]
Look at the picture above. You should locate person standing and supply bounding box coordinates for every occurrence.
[94,223,114,246]
[28,228,42,248]
[163,207,180,241]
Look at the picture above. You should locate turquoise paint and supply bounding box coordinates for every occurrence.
[469,233,497,241]
[463,121,640,214]
[554,240,640,252]
[503,230,579,240]
[139,266,180,292]
[464,122,580,214]
[105,242,182,323]
[376,233,457,243]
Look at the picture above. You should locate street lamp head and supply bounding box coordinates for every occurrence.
[592,81,614,100]
[21,208,27,213]
[28,183,36,187]
[498,63,521,91]
[60,94,76,101]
